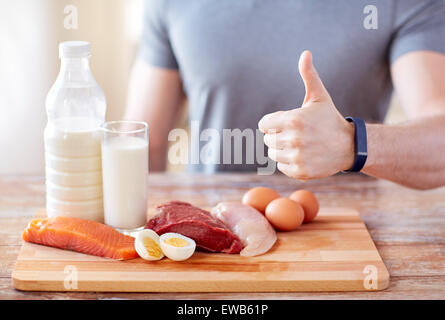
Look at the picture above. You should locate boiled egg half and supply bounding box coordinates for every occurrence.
[159,233,196,261]
[135,229,164,261]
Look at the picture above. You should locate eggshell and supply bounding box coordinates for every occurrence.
[289,190,319,223]
[265,198,304,231]
[242,187,280,214]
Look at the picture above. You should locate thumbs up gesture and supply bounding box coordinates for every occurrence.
[258,51,355,180]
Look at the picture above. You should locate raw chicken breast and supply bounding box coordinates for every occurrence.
[210,202,277,257]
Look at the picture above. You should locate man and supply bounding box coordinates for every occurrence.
[125,0,445,189]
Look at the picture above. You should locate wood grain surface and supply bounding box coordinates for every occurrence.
[11,207,389,292]
[1,173,444,299]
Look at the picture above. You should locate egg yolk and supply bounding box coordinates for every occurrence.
[143,237,163,258]
[164,237,188,247]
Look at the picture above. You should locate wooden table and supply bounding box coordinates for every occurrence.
[1,173,444,299]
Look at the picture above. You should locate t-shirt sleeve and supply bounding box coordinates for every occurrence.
[138,0,178,69]
[390,0,445,64]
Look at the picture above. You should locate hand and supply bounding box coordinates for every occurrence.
[258,50,355,180]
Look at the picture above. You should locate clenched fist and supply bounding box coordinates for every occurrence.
[258,51,355,180]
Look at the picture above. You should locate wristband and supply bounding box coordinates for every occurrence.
[343,117,367,172]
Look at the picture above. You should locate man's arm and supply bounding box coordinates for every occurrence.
[124,58,185,171]
[259,50,445,190]
[362,51,445,189]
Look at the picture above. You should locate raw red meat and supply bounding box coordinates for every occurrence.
[145,201,243,254]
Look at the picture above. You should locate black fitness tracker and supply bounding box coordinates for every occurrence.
[343,117,367,172]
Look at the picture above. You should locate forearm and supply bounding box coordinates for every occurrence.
[124,59,184,172]
[147,145,168,171]
[123,107,169,171]
[123,96,169,172]
[362,114,445,190]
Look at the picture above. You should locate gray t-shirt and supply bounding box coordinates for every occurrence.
[139,0,445,173]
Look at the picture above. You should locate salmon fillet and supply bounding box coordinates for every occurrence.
[22,216,138,260]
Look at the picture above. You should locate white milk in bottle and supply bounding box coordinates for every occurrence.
[44,41,106,221]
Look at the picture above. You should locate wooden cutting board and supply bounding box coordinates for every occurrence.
[12,207,389,292]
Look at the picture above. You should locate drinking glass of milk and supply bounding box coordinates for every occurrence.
[101,121,149,232]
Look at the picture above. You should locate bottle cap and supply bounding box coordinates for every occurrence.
[59,41,91,58]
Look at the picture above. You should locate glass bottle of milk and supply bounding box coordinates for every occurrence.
[44,41,106,222]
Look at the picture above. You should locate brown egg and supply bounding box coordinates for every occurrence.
[242,187,280,214]
[265,198,304,231]
[289,190,319,223]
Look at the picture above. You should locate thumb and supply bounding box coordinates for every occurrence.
[298,50,331,105]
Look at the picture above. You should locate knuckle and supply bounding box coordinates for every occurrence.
[298,138,305,149]
[286,114,302,129]
[290,150,300,164]
[268,134,279,148]
[289,138,300,148]
[284,132,300,148]
[293,166,304,179]
[298,119,305,133]
[296,164,308,179]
